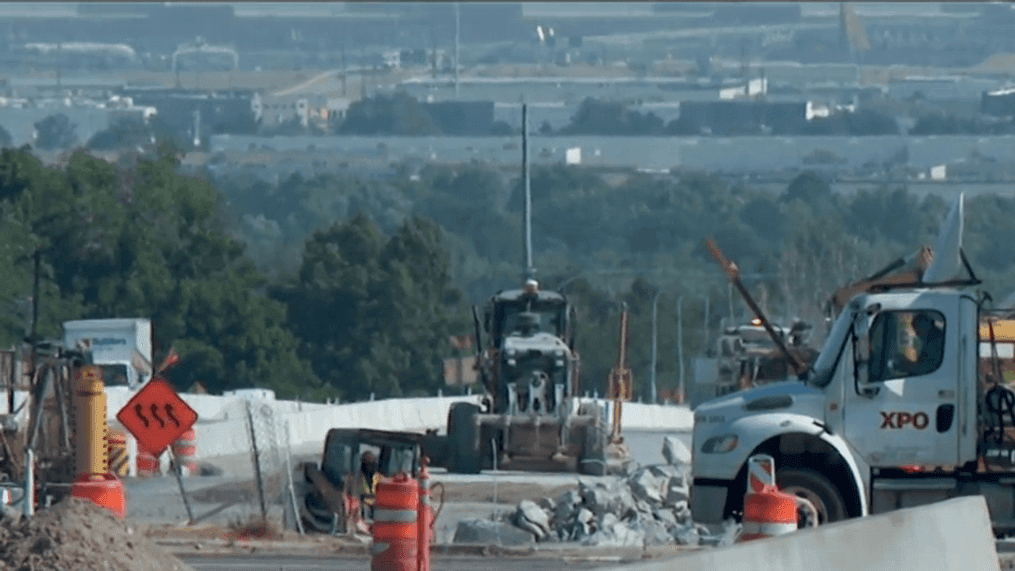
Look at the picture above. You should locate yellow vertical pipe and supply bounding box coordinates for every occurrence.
[74,365,108,476]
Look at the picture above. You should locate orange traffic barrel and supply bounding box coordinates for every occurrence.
[740,454,798,541]
[371,474,418,571]
[107,430,128,477]
[172,428,197,476]
[137,450,159,478]
[70,472,127,519]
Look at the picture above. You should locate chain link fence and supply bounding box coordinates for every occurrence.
[241,400,303,534]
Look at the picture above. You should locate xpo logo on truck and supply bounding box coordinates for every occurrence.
[880,411,930,430]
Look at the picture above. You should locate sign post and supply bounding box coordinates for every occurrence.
[116,377,198,523]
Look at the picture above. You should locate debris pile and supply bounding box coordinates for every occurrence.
[531,462,702,547]
[455,435,741,548]
[0,497,194,571]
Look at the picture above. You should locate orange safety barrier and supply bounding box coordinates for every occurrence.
[70,473,127,519]
[740,454,798,541]
[371,474,418,571]
[172,428,197,475]
[107,430,128,477]
[137,450,159,477]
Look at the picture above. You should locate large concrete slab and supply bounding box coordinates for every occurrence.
[602,496,1000,571]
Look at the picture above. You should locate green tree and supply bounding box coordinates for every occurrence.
[274,213,462,400]
[0,147,317,397]
[559,97,665,136]
[34,113,79,150]
[338,92,439,136]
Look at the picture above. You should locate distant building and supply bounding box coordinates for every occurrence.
[119,88,257,137]
[982,87,1015,118]
[678,101,809,136]
[422,101,495,136]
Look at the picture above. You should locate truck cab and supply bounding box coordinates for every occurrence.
[691,287,988,528]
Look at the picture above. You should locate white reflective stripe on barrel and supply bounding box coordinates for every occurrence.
[741,520,798,537]
[374,508,417,523]
[371,542,390,554]
[747,454,776,493]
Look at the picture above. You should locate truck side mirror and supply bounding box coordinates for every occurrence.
[852,309,878,396]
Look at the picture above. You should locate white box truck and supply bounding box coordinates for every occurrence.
[63,318,154,477]
[62,318,153,389]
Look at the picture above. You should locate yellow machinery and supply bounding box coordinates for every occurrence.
[606,303,633,444]
[69,363,126,518]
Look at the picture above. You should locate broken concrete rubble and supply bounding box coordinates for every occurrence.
[662,435,692,467]
[495,460,722,548]
[514,500,552,540]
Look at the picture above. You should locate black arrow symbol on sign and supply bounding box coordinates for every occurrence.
[164,404,180,428]
[134,404,149,428]
[150,403,166,429]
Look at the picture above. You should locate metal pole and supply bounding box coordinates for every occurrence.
[703,295,711,351]
[454,3,460,97]
[23,448,33,517]
[650,290,660,405]
[246,403,268,519]
[678,296,685,403]
[727,282,735,323]
[167,447,194,524]
[522,103,533,280]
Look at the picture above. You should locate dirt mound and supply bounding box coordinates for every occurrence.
[0,497,194,571]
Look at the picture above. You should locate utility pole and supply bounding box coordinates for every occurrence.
[650,289,660,405]
[677,296,685,404]
[454,3,461,97]
[341,39,347,97]
[522,103,533,280]
[703,295,710,351]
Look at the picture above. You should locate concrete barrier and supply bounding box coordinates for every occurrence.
[601,496,999,571]
[100,388,693,460]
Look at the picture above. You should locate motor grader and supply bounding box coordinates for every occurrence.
[440,279,631,476]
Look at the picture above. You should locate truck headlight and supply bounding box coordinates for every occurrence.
[701,433,739,454]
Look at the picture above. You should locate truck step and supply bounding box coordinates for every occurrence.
[872,478,957,491]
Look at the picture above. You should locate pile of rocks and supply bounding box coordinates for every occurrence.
[512,461,701,547]
[455,436,741,548]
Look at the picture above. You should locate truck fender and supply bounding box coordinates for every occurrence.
[729,413,869,517]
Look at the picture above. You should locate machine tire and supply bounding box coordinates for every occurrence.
[578,420,607,476]
[293,470,335,533]
[776,468,848,527]
[447,402,481,474]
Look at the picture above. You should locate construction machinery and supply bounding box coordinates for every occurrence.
[0,339,94,510]
[443,278,616,474]
[714,318,816,398]
[441,104,626,476]
[699,239,818,402]
[294,428,430,534]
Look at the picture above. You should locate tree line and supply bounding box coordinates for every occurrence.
[3,143,1015,402]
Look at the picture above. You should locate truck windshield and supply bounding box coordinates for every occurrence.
[98,364,129,387]
[499,302,564,337]
[808,310,854,388]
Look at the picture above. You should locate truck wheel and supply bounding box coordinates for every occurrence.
[776,468,847,527]
[448,402,481,474]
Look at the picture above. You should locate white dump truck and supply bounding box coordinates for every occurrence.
[62,318,153,389]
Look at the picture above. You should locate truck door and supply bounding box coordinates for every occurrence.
[843,301,959,468]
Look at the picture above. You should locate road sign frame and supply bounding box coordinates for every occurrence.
[115,377,198,456]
